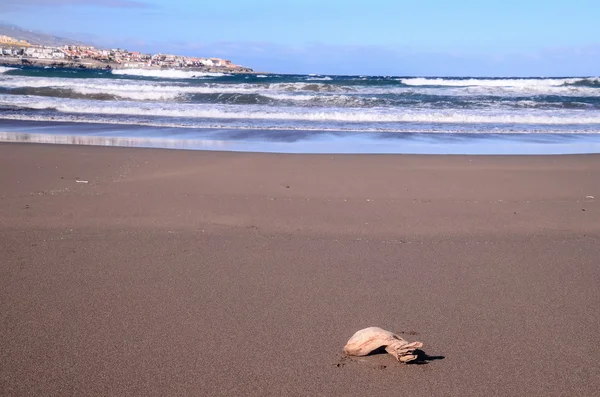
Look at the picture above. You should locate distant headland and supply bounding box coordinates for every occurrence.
[0,28,255,73]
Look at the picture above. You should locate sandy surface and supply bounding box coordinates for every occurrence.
[1,143,599,396]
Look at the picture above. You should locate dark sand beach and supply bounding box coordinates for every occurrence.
[1,143,599,396]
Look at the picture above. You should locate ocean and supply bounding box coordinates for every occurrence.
[1,65,600,154]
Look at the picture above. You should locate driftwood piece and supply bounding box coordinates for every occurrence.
[343,327,423,363]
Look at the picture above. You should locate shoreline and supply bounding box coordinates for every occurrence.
[1,143,599,396]
[2,119,600,155]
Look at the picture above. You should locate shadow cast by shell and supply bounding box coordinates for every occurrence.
[366,347,445,365]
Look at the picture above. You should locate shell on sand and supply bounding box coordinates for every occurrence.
[343,327,424,363]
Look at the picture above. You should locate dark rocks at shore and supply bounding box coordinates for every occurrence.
[1,56,105,70]
[1,56,256,74]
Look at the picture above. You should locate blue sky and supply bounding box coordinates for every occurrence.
[1,0,599,76]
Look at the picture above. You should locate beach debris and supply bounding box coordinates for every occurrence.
[343,327,423,363]
[586,196,594,199]
[76,180,89,184]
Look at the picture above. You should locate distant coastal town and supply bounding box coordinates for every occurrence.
[0,34,254,73]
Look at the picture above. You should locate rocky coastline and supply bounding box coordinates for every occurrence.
[0,56,257,74]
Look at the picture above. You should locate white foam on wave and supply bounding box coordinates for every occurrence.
[0,75,358,98]
[2,74,600,105]
[4,94,600,125]
[262,93,379,107]
[400,77,598,88]
[4,113,600,135]
[375,83,600,98]
[111,68,227,79]
[0,66,16,74]
[0,75,185,100]
[306,76,333,81]
[262,93,315,101]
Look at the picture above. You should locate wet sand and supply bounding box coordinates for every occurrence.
[1,143,599,396]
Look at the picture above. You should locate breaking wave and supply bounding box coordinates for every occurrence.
[0,66,16,74]
[2,68,600,139]
[2,74,600,102]
[306,76,334,81]
[400,77,600,88]
[4,95,600,125]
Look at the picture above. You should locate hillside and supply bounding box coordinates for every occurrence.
[0,23,88,46]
